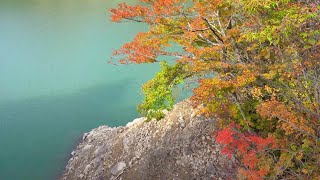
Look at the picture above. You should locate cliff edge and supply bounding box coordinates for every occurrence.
[61,100,236,180]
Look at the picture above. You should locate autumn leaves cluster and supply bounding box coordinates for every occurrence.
[110,0,319,179]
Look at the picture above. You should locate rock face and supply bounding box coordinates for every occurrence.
[61,100,236,180]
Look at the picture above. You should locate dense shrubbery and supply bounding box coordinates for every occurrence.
[110,0,319,179]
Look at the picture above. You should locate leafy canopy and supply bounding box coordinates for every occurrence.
[110,0,320,179]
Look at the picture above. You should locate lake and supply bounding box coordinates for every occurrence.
[0,0,159,179]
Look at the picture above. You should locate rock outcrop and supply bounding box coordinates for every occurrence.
[61,100,236,180]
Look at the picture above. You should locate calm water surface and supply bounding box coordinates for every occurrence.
[0,0,159,179]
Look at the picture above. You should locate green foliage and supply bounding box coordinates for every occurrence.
[137,61,189,120]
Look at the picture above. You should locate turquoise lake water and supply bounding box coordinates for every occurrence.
[0,0,160,179]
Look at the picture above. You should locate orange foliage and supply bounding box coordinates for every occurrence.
[257,98,315,136]
[110,0,320,178]
[110,3,150,22]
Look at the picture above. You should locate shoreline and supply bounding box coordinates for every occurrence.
[54,134,84,180]
[60,100,236,179]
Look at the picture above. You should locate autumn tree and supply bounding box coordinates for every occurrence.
[110,0,319,179]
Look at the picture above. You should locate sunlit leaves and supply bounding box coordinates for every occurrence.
[137,62,190,120]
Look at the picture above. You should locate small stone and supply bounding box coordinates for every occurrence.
[162,109,169,115]
[83,133,89,141]
[111,162,126,176]
[190,111,196,118]
[79,174,84,179]
[183,147,193,155]
[83,144,93,151]
[71,151,76,156]
[84,164,91,174]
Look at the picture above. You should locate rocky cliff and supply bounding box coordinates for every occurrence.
[61,100,236,180]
